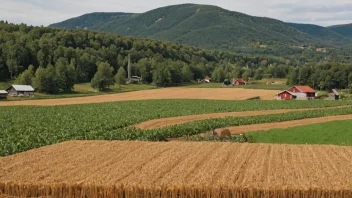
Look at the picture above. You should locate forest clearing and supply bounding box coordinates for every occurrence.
[1,141,351,197]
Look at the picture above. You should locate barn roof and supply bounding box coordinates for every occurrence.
[236,78,246,83]
[7,85,35,92]
[295,86,315,93]
[0,90,8,94]
[276,90,297,96]
[330,89,339,96]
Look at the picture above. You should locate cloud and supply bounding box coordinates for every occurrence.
[1,0,352,27]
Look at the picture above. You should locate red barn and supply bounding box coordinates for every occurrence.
[234,78,247,86]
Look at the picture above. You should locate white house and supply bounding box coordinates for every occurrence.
[6,85,35,97]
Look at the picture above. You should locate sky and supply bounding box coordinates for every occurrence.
[1,0,352,27]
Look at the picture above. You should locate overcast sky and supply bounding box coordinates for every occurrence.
[1,0,352,27]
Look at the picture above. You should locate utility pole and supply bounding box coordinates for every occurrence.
[127,54,131,83]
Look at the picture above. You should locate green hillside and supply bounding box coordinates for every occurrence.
[329,23,352,38]
[50,4,352,54]
[287,23,351,46]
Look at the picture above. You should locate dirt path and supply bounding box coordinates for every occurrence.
[212,114,352,135]
[1,141,352,197]
[0,88,278,106]
[132,105,352,129]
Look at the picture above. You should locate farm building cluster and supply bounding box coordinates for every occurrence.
[276,86,339,100]
[200,76,247,86]
[0,85,35,99]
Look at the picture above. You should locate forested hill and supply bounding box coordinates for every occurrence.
[329,24,352,38]
[287,23,351,46]
[1,21,352,93]
[50,4,352,55]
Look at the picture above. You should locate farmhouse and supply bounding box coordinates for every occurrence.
[6,85,35,97]
[0,90,8,99]
[328,89,339,100]
[234,78,247,86]
[287,86,315,100]
[276,85,316,100]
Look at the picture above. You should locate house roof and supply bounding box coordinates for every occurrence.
[204,76,212,80]
[7,85,35,92]
[0,90,8,94]
[294,86,315,93]
[236,78,246,83]
[330,89,339,96]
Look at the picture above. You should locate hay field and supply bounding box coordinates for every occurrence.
[1,141,351,197]
[0,88,278,106]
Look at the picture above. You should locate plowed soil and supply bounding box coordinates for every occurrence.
[133,105,352,129]
[1,141,351,197]
[0,88,278,106]
[212,114,352,135]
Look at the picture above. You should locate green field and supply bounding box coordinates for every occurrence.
[249,120,352,146]
[1,99,352,156]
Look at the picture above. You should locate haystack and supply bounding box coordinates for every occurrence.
[215,128,231,136]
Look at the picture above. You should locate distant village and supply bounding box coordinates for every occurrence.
[298,44,327,53]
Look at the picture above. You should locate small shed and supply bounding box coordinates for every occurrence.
[234,78,247,86]
[130,76,142,82]
[0,90,8,100]
[328,89,339,100]
[6,85,35,97]
[276,90,297,100]
[201,76,212,83]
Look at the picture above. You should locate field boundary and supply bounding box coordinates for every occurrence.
[209,114,352,135]
[132,105,352,129]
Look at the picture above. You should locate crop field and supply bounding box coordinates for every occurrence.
[0,87,279,106]
[2,99,352,156]
[133,105,352,129]
[1,141,352,197]
[250,119,352,145]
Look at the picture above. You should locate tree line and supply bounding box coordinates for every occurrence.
[1,21,351,92]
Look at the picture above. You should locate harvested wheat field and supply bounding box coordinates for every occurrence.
[1,141,352,197]
[132,105,352,129]
[0,88,277,106]
[210,114,352,135]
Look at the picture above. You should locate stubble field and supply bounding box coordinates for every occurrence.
[1,141,351,197]
[0,88,278,106]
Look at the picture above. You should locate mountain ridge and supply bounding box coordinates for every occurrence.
[49,4,352,53]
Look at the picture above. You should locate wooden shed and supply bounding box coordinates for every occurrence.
[6,85,35,97]
[328,89,339,100]
[276,91,297,100]
[0,90,8,100]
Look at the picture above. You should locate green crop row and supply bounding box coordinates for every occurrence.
[118,106,352,141]
[1,99,352,156]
